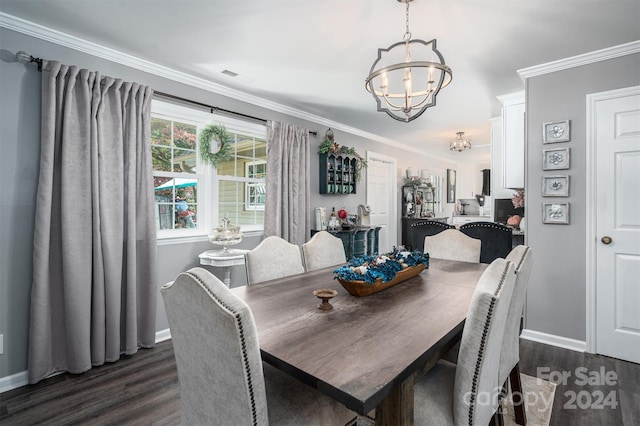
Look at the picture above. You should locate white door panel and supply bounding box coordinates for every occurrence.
[594,88,640,363]
[366,152,397,253]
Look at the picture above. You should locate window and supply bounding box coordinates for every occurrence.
[215,130,267,231]
[151,112,200,233]
[245,160,266,211]
[150,100,267,239]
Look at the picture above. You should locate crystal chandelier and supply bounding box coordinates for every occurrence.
[365,0,453,123]
[450,132,471,152]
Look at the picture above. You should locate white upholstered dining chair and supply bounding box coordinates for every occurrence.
[424,229,482,263]
[301,231,347,272]
[499,245,534,425]
[413,258,517,426]
[244,236,305,285]
[161,267,355,425]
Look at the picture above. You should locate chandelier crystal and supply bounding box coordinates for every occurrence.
[450,132,471,152]
[365,0,452,123]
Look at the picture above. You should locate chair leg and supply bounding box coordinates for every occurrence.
[510,362,527,425]
[489,406,505,426]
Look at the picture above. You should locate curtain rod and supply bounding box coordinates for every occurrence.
[155,91,317,136]
[15,51,317,137]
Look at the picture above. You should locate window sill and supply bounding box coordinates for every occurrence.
[157,229,265,246]
[157,233,209,246]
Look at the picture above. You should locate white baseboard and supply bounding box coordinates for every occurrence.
[155,328,172,343]
[1,330,173,394]
[521,329,586,352]
[0,370,28,394]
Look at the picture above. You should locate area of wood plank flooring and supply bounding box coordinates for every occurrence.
[1,339,638,425]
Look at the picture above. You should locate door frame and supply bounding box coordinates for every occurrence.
[585,85,640,353]
[366,151,398,250]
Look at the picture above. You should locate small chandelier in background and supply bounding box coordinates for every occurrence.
[450,132,471,152]
[365,0,453,123]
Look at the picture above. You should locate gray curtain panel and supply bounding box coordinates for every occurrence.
[28,61,157,384]
[264,121,310,245]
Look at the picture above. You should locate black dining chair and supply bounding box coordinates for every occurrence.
[409,220,454,252]
[459,221,513,264]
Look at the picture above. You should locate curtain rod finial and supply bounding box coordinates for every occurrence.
[16,51,43,71]
[16,51,31,64]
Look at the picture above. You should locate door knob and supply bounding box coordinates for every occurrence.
[601,236,613,245]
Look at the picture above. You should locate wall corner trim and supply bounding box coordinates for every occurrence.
[520,329,587,353]
[517,40,640,79]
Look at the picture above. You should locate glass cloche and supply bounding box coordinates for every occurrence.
[208,213,243,254]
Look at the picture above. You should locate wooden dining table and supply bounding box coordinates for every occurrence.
[231,258,488,425]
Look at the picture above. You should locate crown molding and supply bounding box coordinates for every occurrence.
[518,40,640,79]
[497,90,525,106]
[0,12,431,155]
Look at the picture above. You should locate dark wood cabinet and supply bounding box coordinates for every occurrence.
[311,227,381,259]
[319,152,357,194]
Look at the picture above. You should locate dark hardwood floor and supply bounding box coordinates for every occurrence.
[1,339,638,425]
[518,339,640,426]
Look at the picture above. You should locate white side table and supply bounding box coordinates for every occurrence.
[199,249,249,287]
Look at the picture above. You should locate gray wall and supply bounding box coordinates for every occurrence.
[524,53,640,341]
[0,27,457,378]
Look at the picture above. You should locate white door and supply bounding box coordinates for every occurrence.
[593,87,640,363]
[366,152,397,253]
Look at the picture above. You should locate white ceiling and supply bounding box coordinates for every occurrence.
[2,0,639,157]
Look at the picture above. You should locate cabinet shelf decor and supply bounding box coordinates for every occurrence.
[317,128,367,195]
[319,152,358,194]
[402,183,441,219]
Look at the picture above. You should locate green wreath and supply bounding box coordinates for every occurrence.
[199,124,233,166]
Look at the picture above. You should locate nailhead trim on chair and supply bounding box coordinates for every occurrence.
[410,220,454,229]
[466,263,510,426]
[459,222,512,232]
[185,271,259,426]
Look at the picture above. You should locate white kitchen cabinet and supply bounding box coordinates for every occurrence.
[490,117,514,200]
[497,91,525,189]
[451,215,493,226]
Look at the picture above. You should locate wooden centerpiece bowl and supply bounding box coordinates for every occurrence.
[338,264,426,297]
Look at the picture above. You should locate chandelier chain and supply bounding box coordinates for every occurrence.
[404,1,412,40]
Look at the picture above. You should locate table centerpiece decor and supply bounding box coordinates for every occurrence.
[334,247,429,297]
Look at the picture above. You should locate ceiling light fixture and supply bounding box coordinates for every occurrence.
[365,0,453,123]
[450,132,471,152]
